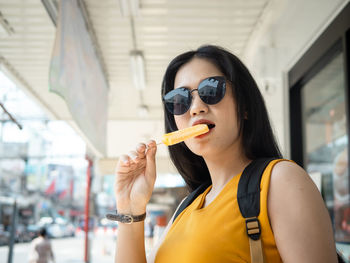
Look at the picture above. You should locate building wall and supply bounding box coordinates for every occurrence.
[245,0,349,157]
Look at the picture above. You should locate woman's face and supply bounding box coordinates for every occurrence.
[173,57,243,157]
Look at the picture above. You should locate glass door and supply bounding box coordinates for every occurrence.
[301,50,349,243]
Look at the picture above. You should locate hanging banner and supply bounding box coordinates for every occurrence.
[49,0,108,156]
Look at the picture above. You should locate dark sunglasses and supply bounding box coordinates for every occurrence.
[163,76,226,115]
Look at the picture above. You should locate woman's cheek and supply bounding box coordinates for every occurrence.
[174,116,187,130]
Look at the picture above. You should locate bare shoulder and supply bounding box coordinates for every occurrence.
[267,160,338,262]
[268,160,324,221]
[269,160,318,194]
[271,160,309,180]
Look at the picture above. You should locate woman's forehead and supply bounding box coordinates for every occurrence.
[174,58,223,88]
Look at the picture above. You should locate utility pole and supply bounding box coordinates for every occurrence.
[7,199,17,263]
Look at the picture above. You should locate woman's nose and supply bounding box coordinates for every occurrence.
[189,90,208,116]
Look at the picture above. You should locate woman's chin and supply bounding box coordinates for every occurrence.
[187,144,216,158]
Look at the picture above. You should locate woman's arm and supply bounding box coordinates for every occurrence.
[268,161,337,263]
[115,221,147,263]
[114,141,157,263]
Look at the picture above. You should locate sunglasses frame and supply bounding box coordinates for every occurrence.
[163,76,227,115]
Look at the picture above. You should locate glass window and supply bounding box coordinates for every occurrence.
[301,51,349,243]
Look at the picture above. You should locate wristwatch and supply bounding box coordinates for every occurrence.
[106,210,146,224]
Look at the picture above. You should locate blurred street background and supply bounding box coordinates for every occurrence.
[0,235,115,263]
[0,0,350,262]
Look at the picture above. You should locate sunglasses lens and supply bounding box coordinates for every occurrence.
[198,76,226,104]
[163,76,226,115]
[164,88,191,115]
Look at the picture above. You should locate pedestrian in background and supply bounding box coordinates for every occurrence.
[28,228,55,263]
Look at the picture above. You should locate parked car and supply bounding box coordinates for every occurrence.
[34,216,75,239]
[47,223,65,238]
[45,217,75,238]
[63,222,75,237]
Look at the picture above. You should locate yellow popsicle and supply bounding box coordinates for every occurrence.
[162,124,209,146]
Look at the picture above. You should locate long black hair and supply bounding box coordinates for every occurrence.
[161,45,282,191]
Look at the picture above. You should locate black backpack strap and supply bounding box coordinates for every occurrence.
[173,181,211,223]
[237,158,276,219]
[237,158,277,263]
[338,253,345,263]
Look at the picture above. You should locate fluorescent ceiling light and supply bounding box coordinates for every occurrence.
[41,0,58,26]
[119,0,140,17]
[0,11,14,36]
[130,50,146,90]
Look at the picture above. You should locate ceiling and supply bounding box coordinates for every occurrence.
[0,0,271,156]
[89,0,269,120]
[0,0,347,174]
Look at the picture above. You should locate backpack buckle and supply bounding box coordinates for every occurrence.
[245,217,261,241]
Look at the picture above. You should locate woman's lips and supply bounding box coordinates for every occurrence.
[192,119,215,127]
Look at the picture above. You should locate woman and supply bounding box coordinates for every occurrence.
[113,45,337,262]
[28,228,55,263]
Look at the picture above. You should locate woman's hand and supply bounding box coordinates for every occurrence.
[114,140,157,215]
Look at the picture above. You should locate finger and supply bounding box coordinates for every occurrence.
[129,162,146,175]
[118,154,131,166]
[146,146,157,163]
[145,140,157,180]
[116,164,133,174]
[129,150,140,163]
[115,155,132,174]
[146,140,157,152]
[136,143,146,158]
[116,160,146,175]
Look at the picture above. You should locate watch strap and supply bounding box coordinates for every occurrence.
[106,210,146,224]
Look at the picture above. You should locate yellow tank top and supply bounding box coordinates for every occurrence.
[155,159,285,263]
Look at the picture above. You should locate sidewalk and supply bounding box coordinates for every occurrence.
[0,229,155,263]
